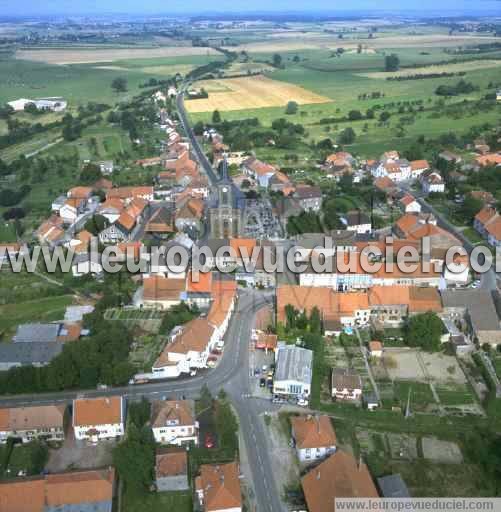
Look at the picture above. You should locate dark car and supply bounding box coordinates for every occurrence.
[204,433,215,449]
[260,378,266,387]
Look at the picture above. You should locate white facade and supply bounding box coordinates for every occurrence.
[297,445,336,463]
[59,204,78,224]
[331,385,362,401]
[73,421,124,442]
[152,421,199,446]
[273,378,311,398]
[72,398,125,443]
[402,200,421,213]
[422,173,445,194]
[72,257,103,277]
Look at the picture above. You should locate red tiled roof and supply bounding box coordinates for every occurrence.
[73,397,122,427]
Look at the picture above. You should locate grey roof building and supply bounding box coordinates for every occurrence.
[0,342,63,370]
[441,289,501,346]
[13,323,62,343]
[273,344,313,398]
[377,474,411,498]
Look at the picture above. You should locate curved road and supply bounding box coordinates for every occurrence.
[0,289,285,512]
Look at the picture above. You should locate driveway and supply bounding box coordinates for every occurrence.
[46,427,116,473]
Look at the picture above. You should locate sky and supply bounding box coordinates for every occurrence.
[1,0,500,16]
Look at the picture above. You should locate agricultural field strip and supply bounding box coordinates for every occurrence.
[228,35,501,53]
[15,46,220,65]
[185,75,331,113]
[360,59,501,79]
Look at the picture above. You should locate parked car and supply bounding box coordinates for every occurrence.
[190,370,197,377]
[297,399,309,407]
[204,433,215,449]
[260,378,266,387]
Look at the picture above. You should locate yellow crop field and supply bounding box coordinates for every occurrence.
[184,75,330,112]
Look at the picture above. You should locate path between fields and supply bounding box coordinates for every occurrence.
[25,138,63,158]
[355,327,381,404]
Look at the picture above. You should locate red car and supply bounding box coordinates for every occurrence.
[204,433,215,449]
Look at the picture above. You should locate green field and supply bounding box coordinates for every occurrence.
[436,385,477,406]
[0,53,213,107]
[189,45,501,158]
[0,294,73,338]
[123,490,192,512]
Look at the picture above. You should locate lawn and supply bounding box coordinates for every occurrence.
[435,385,476,406]
[0,222,17,242]
[393,381,437,411]
[0,294,73,338]
[122,490,192,512]
[367,457,495,497]
[3,441,48,479]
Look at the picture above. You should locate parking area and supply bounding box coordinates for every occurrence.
[249,345,275,399]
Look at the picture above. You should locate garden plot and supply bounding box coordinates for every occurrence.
[421,437,463,464]
[387,433,419,461]
[324,341,350,368]
[384,349,426,381]
[129,334,165,371]
[418,352,467,385]
[105,307,163,333]
[356,429,389,458]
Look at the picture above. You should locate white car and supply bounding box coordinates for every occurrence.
[297,399,309,407]
[190,370,197,377]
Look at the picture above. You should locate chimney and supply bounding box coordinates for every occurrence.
[316,470,321,480]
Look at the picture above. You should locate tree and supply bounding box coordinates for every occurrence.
[111,77,128,94]
[285,304,298,329]
[272,53,282,68]
[459,195,483,222]
[24,102,39,115]
[84,214,108,236]
[348,110,363,121]
[80,163,102,184]
[212,109,221,124]
[379,111,391,123]
[200,384,213,411]
[310,307,322,334]
[405,312,444,352]
[285,101,299,115]
[193,121,205,135]
[128,398,151,428]
[338,127,356,145]
[385,54,400,72]
[215,395,238,456]
[113,423,155,494]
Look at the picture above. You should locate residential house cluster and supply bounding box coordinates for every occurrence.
[287,413,408,510]
[474,206,501,247]
[370,151,430,182]
[149,274,238,378]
